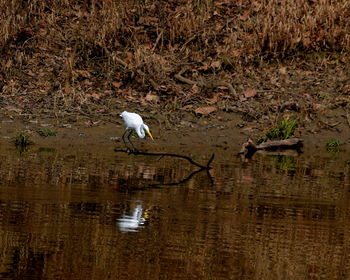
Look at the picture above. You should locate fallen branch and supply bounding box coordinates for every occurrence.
[256,138,303,150]
[174,68,197,85]
[174,68,236,96]
[239,138,303,157]
[115,148,215,170]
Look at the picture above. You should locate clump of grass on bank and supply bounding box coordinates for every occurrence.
[14,132,32,147]
[326,139,342,148]
[37,128,57,137]
[257,117,298,144]
[326,139,343,155]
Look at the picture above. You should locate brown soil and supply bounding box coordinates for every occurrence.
[1,59,350,153]
[0,90,349,157]
[1,1,350,152]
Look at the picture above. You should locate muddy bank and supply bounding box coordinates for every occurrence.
[0,108,348,159]
[1,56,350,156]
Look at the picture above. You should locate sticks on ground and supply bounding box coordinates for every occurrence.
[114,55,159,90]
[174,68,236,96]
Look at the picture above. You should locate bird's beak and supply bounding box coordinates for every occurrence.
[146,130,154,140]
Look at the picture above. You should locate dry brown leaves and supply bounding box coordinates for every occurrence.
[194,106,217,115]
[244,89,257,99]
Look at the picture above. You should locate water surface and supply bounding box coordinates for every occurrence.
[0,144,349,280]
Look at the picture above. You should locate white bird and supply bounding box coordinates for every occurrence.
[120,111,154,150]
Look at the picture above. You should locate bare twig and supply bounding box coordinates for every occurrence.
[113,56,128,68]
[174,68,197,85]
[206,153,215,169]
[152,30,163,52]
[317,119,342,133]
[180,34,197,52]
[208,80,236,96]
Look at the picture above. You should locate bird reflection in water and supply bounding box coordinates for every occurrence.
[117,204,145,233]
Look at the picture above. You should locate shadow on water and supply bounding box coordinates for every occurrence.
[0,143,349,279]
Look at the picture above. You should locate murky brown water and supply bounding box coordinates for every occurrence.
[0,142,349,280]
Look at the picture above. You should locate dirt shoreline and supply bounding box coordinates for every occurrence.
[0,105,348,158]
[1,58,350,155]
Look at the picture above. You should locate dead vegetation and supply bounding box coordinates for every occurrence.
[0,0,349,122]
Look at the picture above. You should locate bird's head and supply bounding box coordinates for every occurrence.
[143,124,154,140]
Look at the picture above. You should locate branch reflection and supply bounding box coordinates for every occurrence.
[150,167,214,188]
[115,148,215,187]
[114,148,214,170]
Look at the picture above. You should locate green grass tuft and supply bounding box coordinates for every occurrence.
[37,128,57,137]
[14,132,32,147]
[257,117,298,144]
[326,139,342,147]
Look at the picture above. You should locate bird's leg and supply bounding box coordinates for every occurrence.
[122,130,132,151]
[127,130,138,152]
[122,130,128,146]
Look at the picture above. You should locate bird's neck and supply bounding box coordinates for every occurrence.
[136,124,145,138]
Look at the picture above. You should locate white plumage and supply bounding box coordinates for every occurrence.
[120,111,153,139]
[120,111,154,150]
